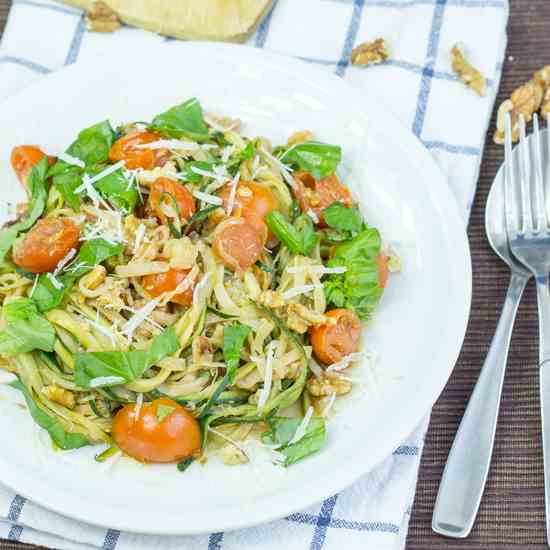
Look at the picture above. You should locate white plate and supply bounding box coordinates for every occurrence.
[0,42,471,535]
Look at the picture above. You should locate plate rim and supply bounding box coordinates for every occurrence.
[0,41,472,535]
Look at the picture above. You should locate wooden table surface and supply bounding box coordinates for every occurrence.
[1,1,550,548]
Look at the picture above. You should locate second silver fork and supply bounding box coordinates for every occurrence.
[504,112,550,545]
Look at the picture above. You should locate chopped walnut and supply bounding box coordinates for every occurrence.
[493,80,544,144]
[287,311,308,334]
[287,303,332,327]
[86,1,121,33]
[542,87,550,120]
[351,38,389,67]
[43,385,75,409]
[80,265,107,291]
[163,237,198,270]
[450,44,486,97]
[307,374,352,397]
[287,131,314,147]
[534,65,550,89]
[192,335,213,364]
[258,290,285,308]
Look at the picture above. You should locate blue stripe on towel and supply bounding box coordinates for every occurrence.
[6,495,26,541]
[208,532,224,550]
[255,1,278,48]
[335,0,365,77]
[102,529,120,550]
[65,13,86,65]
[310,495,339,550]
[0,55,51,73]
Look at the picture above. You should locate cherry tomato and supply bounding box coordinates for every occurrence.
[112,398,201,463]
[149,177,196,225]
[213,217,265,272]
[10,145,54,188]
[309,308,361,365]
[292,171,352,226]
[142,268,196,306]
[13,218,80,273]
[219,181,278,245]
[376,252,389,288]
[109,131,170,170]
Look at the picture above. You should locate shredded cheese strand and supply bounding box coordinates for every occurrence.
[288,406,314,445]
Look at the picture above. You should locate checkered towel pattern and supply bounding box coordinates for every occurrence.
[0,0,508,548]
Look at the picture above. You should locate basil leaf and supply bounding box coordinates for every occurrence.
[66,120,116,166]
[185,206,220,230]
[262,415,326,467]
[10,379,89,450]
[199,323,250,417]
[226,142,256,173]
[178,160,214,183]
[32,239,123,312]
[265,211,318,255]
[151,98,209,141]
[74,327,179,388]
[0,158,49,262]
[90,166,138,212]
[0,298,55,355]
[323,202,362,233]
[324,228,383,320]
[156,403,176,422]
[281,141,341,180]
[49,163,82,211]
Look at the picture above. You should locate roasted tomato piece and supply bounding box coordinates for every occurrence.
[309,308,361,365]
[149,177,196,226]
[109,131,169,170]
[142,268,196,306]
[11,145,54,190]
[292,171,352,226]
[112,398,201,463]
[13,218,80,273]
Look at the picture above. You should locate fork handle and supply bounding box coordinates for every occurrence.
[432,271,529,538]
[535,274,550,547]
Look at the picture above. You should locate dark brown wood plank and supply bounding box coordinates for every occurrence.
[0,0,549,548]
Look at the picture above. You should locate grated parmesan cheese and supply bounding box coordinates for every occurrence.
[53,248,77,276]
[257,340,276,411]
[309,358,323,378]
[29,274,39,298]
[306,209,319,223]
[83,316,117,347]
[89,375,125,388]
[208,426,249,459]
[281,284,323,301]
[322,392,337,417]
[46,273,63,290]
[225,169,241,216]
[121,298,161,339]
[204,114,239,133]
[286,265,347,276]
[288,406,314,445]
[133,223,146,255]
[192,190,223,206]
[259,147,297,189]
[136,139,200,151]
[134,392,143,422]
[57,152,85,169]
[326,351,365,372]
[221,145,235,163]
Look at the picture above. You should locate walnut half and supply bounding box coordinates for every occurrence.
[351,38,389,67]
[87,1,121,33]
[450,44,486,97]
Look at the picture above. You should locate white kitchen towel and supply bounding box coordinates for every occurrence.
[0,0,508,548]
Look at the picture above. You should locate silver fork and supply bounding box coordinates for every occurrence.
[504,111,550,545]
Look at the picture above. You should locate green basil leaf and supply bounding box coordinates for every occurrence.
[49,163,82,211]
[324,228,383,320]
[323,202,363,233]
[199,323,250,417]
[90,166,138,212]
[32,239,123,312]
[226,142,256,173]
[10,379,89,450]
[281,141,341,180]
[151,98,209,141]
[262,415,326,467]
[0,298,55,355]
[156,403,176,422]
[66,120,116,166]
[294,214,319,255]
[74,327,179,388]
[0,158,49,262]
[264,211,303,255]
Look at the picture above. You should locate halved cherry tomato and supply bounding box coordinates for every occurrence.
[376,252,389,288]
[292,171,352,226]
[309,308,361,365]
[142,268,196,306]
[213,217,265,272]
[109,131,170,170]
[149,177,196,225]
[112,398,201,463]
[10,145,54,189]
[219,181,278,245]
[13,218,80,273]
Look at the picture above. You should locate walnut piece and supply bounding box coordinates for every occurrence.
[450,44,486,97]
[307,374,352,397]
[86,1,121,33]
[493,64,550,144]
[350,38,389,67]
